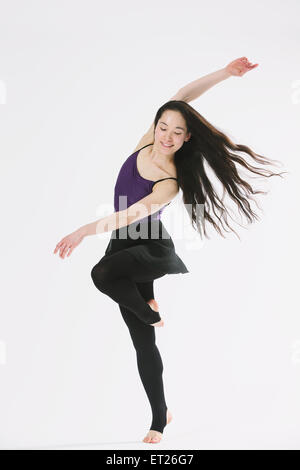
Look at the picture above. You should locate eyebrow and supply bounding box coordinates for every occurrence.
[160,121,185,131]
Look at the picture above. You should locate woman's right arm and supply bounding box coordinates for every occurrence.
[178,67,231,103]
[179,57,258,103]
[134,57,258,148]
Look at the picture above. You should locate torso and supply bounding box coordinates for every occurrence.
[136,143,177,182]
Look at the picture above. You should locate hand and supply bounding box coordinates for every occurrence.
[225,57,258,77]
[53,228,85,259]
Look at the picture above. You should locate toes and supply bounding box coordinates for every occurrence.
[143,436,160,443]
[143,432,162,443]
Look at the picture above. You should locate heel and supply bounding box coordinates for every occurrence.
[145,304,161,325]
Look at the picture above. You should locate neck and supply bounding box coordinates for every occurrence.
[149,142,175,165]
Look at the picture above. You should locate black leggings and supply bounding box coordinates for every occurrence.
[90,250,168,433]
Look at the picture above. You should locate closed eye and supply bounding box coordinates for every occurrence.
[160,127,182,135]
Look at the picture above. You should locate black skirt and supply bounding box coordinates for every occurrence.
[104,218,189,278]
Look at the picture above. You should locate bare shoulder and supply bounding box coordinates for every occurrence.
[158,158,178,180]
[145,178,179,207]
[132,123,155,154]
[152,177,179,196]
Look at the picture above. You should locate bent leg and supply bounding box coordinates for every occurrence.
[91,250,165,325]
[119,280,168,433]
[135,279,154,303]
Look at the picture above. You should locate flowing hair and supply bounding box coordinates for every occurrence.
[152,100,288,240]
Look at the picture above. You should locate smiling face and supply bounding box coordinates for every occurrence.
[155,110,191,153]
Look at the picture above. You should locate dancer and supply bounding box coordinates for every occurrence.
[54,57,286,444]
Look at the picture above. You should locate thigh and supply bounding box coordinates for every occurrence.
[94,249,165,284]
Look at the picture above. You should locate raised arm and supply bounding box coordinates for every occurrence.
[176,56,259,103]
[135,57,258,148]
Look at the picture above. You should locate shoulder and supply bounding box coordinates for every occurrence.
[152,178,179,197]
[132,178,178,214]
[158,163,177,181]
[132,127,155,154]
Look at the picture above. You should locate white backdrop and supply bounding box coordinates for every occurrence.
[0,0,299,450]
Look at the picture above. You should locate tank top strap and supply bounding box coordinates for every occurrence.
[152,177,178,189]
[136,143,153,152]
[152,177,178,208]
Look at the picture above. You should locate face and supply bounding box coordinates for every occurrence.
[155,110,191,153]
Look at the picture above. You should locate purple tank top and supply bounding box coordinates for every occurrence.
[113,143,178,224]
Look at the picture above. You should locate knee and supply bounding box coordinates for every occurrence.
[90,265,97,283]
[90,263,107,290]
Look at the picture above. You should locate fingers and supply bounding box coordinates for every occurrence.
[67,247,74,257]
[240,57,259,70]
[53,240,72,259]
[54,239,65,254]
[53,231,81,259]
[60,244,67,258]
[227,57,258,77]
[235,58,258,76]
[60,244,72,259]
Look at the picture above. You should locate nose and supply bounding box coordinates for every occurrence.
[164,132,173,142]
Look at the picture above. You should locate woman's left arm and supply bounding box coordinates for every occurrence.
[179,57,259,103]
[54,180,178,258]
[82,180,178,237]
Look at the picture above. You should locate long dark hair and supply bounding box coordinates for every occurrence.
[152,100,287,240]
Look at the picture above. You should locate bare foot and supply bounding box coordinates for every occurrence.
[147,299,164,327]
[142,409,173,443]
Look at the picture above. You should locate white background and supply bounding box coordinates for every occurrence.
[0,0,299,450]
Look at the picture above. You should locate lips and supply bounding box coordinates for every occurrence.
[161,142,173,148]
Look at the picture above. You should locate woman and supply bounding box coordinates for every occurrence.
[53,57,286,444]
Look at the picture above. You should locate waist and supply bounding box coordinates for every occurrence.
[113,218,171,241]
